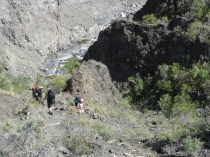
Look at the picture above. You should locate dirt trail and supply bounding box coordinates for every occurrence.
[0,91,156,157]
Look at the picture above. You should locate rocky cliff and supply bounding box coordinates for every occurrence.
[67,60,123,106]
[84,0,210,82]
[133,0,193,21]
[0,0,146,81]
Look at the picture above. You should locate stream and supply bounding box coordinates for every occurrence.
[43,2,145,76]
[44,38,96,76]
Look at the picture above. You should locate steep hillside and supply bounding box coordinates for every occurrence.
[1,0,210,156]
[0,61,158,157]
[0,0,146,81]
[82,0,210,156]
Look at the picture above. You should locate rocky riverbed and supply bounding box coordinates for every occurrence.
[43,1,146,76]
[0,0,146,80]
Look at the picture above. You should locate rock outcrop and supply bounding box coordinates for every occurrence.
[133,0,194,21]
[83,0,210,82]
[67,59,123,106]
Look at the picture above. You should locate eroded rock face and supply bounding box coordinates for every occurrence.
[67,59,123,106]
[133,0,193,21]
[83,19,210,82]
[0,0,146,80]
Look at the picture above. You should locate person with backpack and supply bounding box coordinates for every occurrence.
[32,86,43,104]
[74,96,81,107]
[77,99,84,113]
[42,88,55,115]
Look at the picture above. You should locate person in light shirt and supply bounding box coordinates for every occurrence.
[77,99,84,113]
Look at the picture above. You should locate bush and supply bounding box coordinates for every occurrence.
[45,75,67,93]
[158,94,173,117]
[187,21,202,40]
[76,39,88,45]
[182,138,203,157]
[8,74,30,93]
[61,57,80,74]
[0,67,29,93]
[156,79,172,93]
[161,16,168,21]
[0,76,10,91]
[134,79,144,96]
[0,66,3,74]
[142,14,158,24]
[67,137,89,155]
[92,120,114,141]
[2,119,14,132]
[184,0,210,20]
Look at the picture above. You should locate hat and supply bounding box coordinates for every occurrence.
[80,99,84,102]
[39,86,43,89]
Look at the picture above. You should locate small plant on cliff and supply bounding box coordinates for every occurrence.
[182,138,203,157]
[67,136,89,155]
[0,67,29,93]
[92,120,114,141]
[186,21,202,40]
[0,76,10,91]
[161,16,168,21]
[61,57,81,74]
[2,119,15,132]
[185,0,210,20]
[76,39,88,45]
[0,66,3,74]
[142,14,158,24]
[45,75,67,93]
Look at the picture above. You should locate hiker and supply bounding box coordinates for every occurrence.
[42,88,55,115]
[77,99,84,113]
[74,96,81,107]
[32,86,43,104]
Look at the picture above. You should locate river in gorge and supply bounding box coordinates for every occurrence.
[43,2,145,76]
[43,38,96,76]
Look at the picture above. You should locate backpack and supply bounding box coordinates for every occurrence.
[74,96,81,106]
[48,89,55,104]
[32,87,36,96]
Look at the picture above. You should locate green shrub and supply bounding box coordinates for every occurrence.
[76,39,88,45]
[156,79,172,92]
[158,94,173,117]
[142,14,158,24]
[161,16,168,21]
[67,137,89,155]
[182,138,203,157]
[158,64,169,79]
[126,61,210,114]
[98,127,114,141]
[159,134,167,140]
[92,120,114,141]
[35,73,45,86]
[185,0,210,20]
[172,102,196,116]
[187,21,202,40]
[169,125,191,141]
[9,74,30,93]
[0,76,10,91]
[110,111,121,119]
[0,67,29,93]
[0,66,3,74]
[2,119,14,132]
[61,57,80,74]
[45,75,67,93]
[134,79,144,96]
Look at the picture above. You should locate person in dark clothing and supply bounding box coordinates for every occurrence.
[42,88,55,115]
[74,96,81,107]
[32,86,43,103]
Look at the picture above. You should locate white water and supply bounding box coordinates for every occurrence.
[43,2,145,76]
